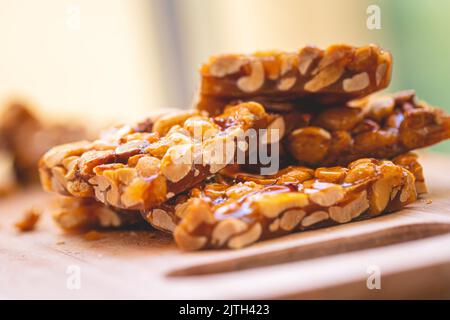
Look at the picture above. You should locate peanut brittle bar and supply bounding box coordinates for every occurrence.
[143,155,421,250]
[39,103,272,211]
[277,90,450,166]
[52,197,142,231]
[197,44,392,115]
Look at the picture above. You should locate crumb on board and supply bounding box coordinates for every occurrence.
[83,230,103,241]
[15,208,41,232]
[421,198,433,205]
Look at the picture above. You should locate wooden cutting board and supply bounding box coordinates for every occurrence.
[1,152,450,299]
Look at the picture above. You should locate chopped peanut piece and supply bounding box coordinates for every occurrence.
[83,230,103,241]
[15,208,41,232]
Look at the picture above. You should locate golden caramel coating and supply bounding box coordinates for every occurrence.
[143,154,423,251]
[197,44,392,115]
[39,103,272,211]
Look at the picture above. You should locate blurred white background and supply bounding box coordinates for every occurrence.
[0,0,382,124]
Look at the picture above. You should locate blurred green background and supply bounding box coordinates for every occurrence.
[382,0,450,152]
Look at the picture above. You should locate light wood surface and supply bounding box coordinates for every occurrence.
[1,153,450,299]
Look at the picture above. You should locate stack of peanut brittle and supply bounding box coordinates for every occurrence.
[40,44,450,250]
